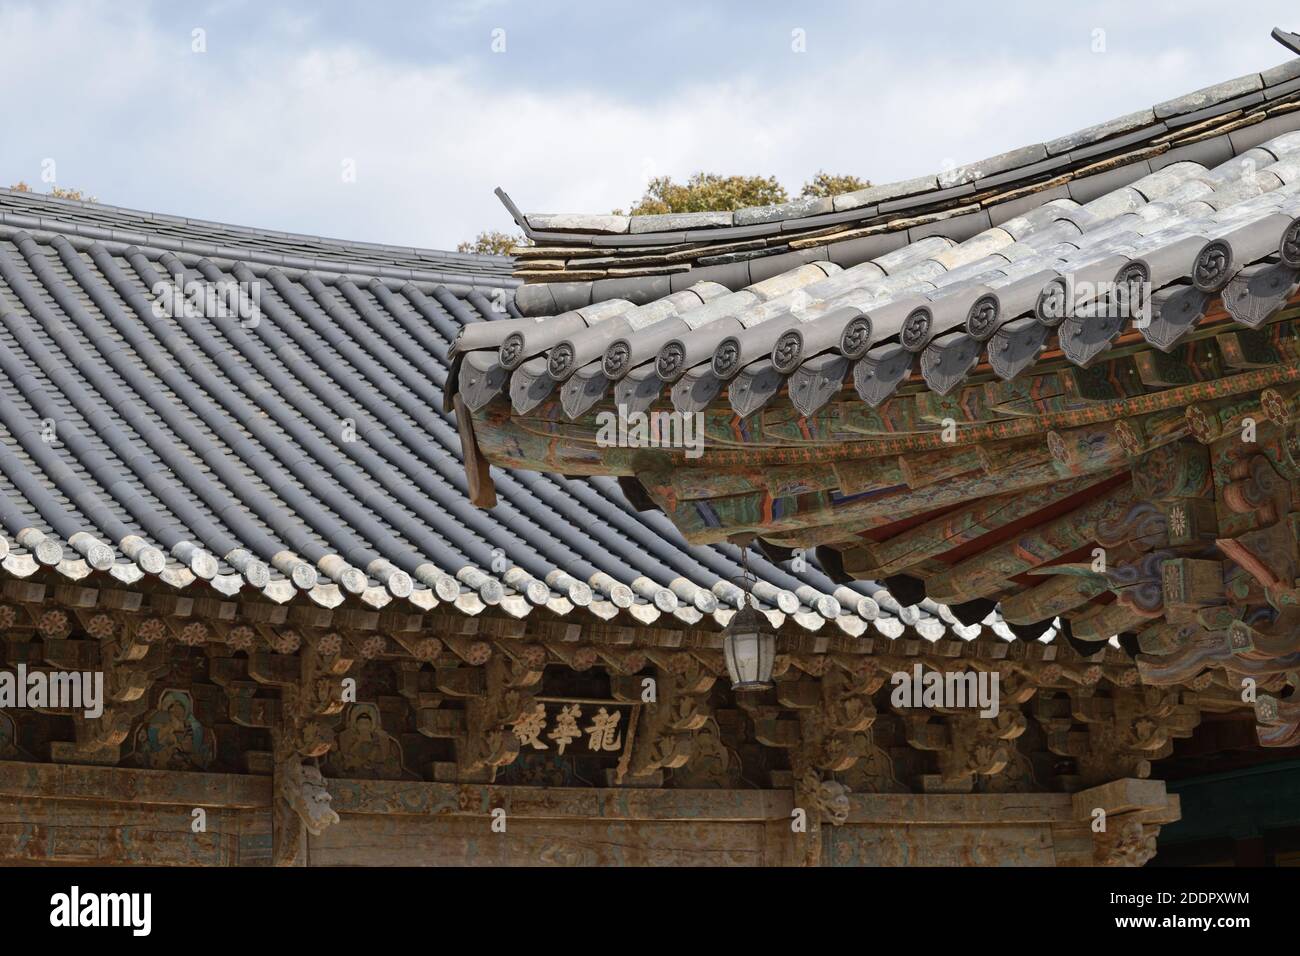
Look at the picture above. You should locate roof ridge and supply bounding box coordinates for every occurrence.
[0,185,514,275]
[0,219,515,294]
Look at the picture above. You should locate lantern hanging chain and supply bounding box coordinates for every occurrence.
[735,536,756,609]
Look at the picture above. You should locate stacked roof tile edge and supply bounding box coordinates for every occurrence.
[500,28,1300,320]
[459,35,1300,426]
[0,187,935,640]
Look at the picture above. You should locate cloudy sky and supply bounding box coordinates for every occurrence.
[1,1,1297,251]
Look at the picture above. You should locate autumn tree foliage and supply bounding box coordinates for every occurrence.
[618,172,788,215]
[9,181,98,202]
[799,171,871,198]
[616,171,872,215]
[457,229,529,256]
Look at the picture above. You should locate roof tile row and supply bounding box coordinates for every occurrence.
[457,131,1300,430]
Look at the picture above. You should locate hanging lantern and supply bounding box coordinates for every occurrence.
[723,594,776,691]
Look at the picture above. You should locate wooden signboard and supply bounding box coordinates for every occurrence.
[512,698,635,759]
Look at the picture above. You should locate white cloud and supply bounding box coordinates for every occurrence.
[0,0,1295,251]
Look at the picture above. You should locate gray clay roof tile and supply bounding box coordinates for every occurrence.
[0,187,886,634]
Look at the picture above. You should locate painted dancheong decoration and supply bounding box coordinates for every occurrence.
[453,24,1300,827]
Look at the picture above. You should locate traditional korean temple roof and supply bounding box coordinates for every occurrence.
[452,27,1300,742]
[5,32,1293,874]
[0,184,913,638]
[471,34,1300,429]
